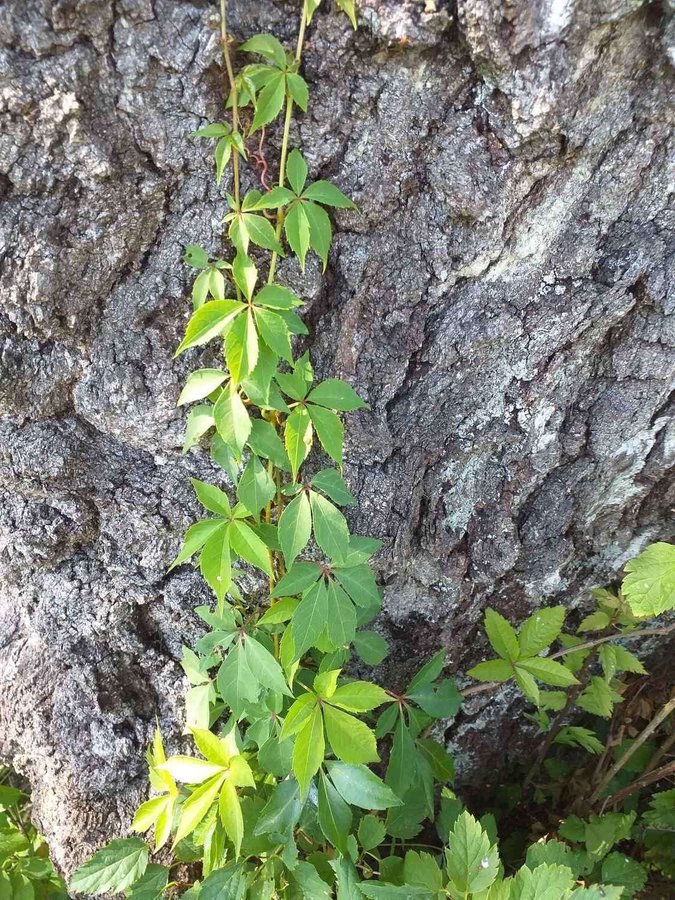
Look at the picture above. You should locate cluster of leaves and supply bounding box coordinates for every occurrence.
[0,769,67,898]
[63,0,675,897]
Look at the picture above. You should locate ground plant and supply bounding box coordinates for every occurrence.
[13,1,672,896]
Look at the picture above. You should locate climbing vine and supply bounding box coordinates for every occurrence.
[66,2,675,897]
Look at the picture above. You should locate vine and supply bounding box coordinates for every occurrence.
[67,3,675,897]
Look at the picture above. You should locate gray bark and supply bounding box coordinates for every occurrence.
[0,0,673,874]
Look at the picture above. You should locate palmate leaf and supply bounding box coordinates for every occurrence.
[241,33,288,69]
[251,71,286,132]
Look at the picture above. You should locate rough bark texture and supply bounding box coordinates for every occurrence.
[0,0,673,874]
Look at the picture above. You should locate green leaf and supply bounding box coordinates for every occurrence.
[217,640,260,714]
[251,71,286,132]
[307,403,344,464]
[510,863,575,900]
[577,676,623,718]
[175,300,244,356]
[287,72,309,111]
[310,490,350,561]
[270,561,322,597]
[518,607,565,657]
[484,608,520,661]
[417,738,455,782]
[200,523,232,602]
[126,863,169,900]
[612,645,647,675]
[358,814,387,851]
[327,762,402,810]
[178,369,228,406]
[237,454,275,517]
[175,771,227,844]
[354,630,389,665]
[623,541,675,617]
[214,136,231,185]
[278,490,312,567]
[255,283,302,309]
[318,770,352,855]
[514,666,540,705]
[169,518,226,569]
[183,404,215,453]
[329,681,391,712]
[287,149,308,194]
[578,610,611,633]
[516,657,579,688]
[255,306,293,361]
[554,726,604,755]
[229,520,273,575]
[241,33,287,69]
[247,418,290,471]
[249,186,296,210]
[324,705,378,764]
[191,269,211,309]
[304,199,332,270]
[293,705,325,795]
[445,811,499,895]
[70,838,149,895]
[324,580,358,649]
[217,778,244,858]
[308,378,366,410]
[243,213,286,255]
[466,658,513,682]
[407,679,462,719]
[386,716,416,797]
[291,580,330,657]
[285,406,313,478]
[601,853,648,897]
[303,180,355,208]
[159,756,225,783]
[213,382,251,457]
[281,693,317,739]
[311,469,356,505]
[226,308,258,382]
[232,250,258,300]
[183,244,209,268]
[336,0,357,28]
[408,650,446,691]
[243,635,291,695]
[254,778,304,838]
[191,478,232,516]
[284,201,311,269]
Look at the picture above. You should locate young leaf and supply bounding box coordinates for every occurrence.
[445,811,499,896]
[323,704,378,765]
[175,300,244,356]
[229,520,273,575]
[293,705,325,796]
[237,454,275,517]
[287,149,308,195]
[285,406,313,478]
[310,490,350,561]
[218,778,244,858]
[303,180,355,209]
[251,71,285,132]
[307,378,366,410]
[226,308,258,382]
[213,382,251,457]
[326,761,403,810]
[516,657,579,688]
[622,541,675,617]
[241,34,288,69]
[311,469,356,505]
[291,580,330,658]
[518,606,565,657]
[178,369,227,406]
[307,403,344,465]
[284,201,311,269]
[278,490,312,567]
[183,244,209,268]
[483,608,520,662]
[287,72,309,111]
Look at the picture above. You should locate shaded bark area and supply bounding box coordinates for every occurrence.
[0,0,673,872]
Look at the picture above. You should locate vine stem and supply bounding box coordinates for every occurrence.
[267,10,308,284]
[220,0,240,208]
[599,759,675,811]
[590,695,675,804]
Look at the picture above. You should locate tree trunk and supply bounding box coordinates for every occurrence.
[0,0,672,873]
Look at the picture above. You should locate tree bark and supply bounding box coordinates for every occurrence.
[0,0,673,872]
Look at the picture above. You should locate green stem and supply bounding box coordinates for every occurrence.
[267,10,308,284]
[219,0,243,303]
